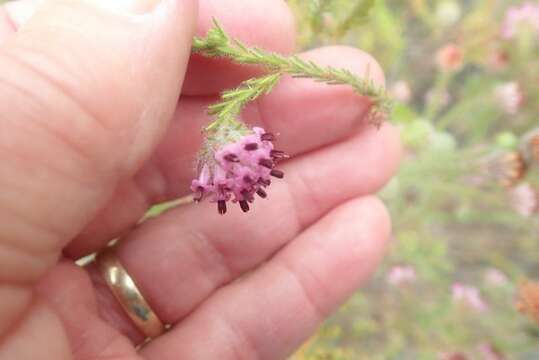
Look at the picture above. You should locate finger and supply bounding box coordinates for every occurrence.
[184,0,297,94]
[2,0,297,94]
[66,45,386,258]
[142,196,391,360]
[85,124,400,343]
[0,0,196,341]
[35,260,140,359]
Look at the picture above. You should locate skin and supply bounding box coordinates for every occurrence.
[0,0,401,359]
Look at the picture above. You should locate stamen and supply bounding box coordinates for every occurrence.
[239,200,250,212]
[259,158,274,169]
[194,187,205,202]
[244,143,259,151]
[270,150,290,160]
[261,133,275,141]
[256,188,267,198]
[243,175,253,183]
[224,154,240,162]
[270,169,284,179]
[218,200,227,215]
[241,189,254,203]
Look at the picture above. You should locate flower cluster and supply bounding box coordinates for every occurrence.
[191,127,287,215]
[502,2,539,39]
[386,265,417,286]
[494,82,524,115]
[452,283,488,312]
[435,43,464,72]
[517,281,539,324]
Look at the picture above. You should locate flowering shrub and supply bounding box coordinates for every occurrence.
[288,0,539,358]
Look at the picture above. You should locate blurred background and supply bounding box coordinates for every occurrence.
[287,0,539,359]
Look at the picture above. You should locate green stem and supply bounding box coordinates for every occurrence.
[193,20,392,126]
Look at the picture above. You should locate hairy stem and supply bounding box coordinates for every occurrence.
[193,20,392,129]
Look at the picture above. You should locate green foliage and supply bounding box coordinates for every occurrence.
[288,0,539,359]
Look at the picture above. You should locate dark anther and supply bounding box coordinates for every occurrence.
[244,143,259,151]
[256,188,267,198]
[217,200,227,215]
[224,153,240,162]
[270,150,289,160]
[194,187,204,202]
[243,175,253,183]
[259,179,271,186]
[270,169,284,179]
[261,133,275,141]
[241,190,254,203]
[239,200,250,212]
[259,158,274,169]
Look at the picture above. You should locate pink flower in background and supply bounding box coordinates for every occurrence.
[452,283,488,312]
[494,82,523,115]
[487,49,509,71]
[502,2,539,39]
[508,183,539,217]
[439,352,469,360]
[436,43,464,72]
[192,127,287,214]
[386,266,417,286]
[390,80,412,103]
[484,268,509,287]
[477,343,505,360]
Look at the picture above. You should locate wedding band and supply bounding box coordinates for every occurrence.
[95,247,165,339]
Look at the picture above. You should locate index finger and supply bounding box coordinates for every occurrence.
[182,0,297,95]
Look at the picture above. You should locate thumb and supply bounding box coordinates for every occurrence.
[0,0,196,334]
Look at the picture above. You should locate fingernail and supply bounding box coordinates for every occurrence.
[91,0,164,15]
[5,0,45,29]
[5,0,163,29]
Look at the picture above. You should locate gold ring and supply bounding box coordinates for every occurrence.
[95,247,165,339]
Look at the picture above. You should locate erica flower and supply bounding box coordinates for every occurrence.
[452,283,488,312]
[501,2,539,39]
[438,352,468,360]
[389,80,412,104]
[386,266,417,286]
[483,151,527,188]
[192,126,287,215]
[517,281,539,324]
[519,128,539,165]
[494,82,524,115]
[484,268,509,287]
[487,49,510,71]
[508,183,539,217]
[477,343,505,360]
[436,43,464,72]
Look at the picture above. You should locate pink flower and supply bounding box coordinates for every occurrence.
[438,352,469,360]
[502,2,539,39]
[452,283,488,312]
[436,43,464,72]
[508,183,539,217]
[192,127,287,214]
[484,268,509,287]
[487,49,509,71]
[389,80,412,103]
[494,82,524,115]
[386,266,417,286]
[477,343,505,360]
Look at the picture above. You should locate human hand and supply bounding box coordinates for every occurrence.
[0,0,400,359]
